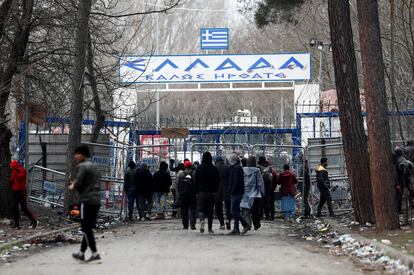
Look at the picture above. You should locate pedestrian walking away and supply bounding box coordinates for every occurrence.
[178,161,197,230]
[153,161,172,219]
[124,161,137,221]
[214,156,231,230]
[258,156,275,220]
[316,158,334,217]
[241,156,264,231]
[69,144,102,263]
[228,153,251,235]
[10,159,37,229]
[277,164,298,221]
[194,152,219,234]
[135,163,154,221]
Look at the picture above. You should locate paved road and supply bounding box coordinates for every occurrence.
[2,220,363,275]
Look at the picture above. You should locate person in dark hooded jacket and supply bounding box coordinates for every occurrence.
[124,161,137,221]
[153,161,172,219]
[194,151,219,234]
[214,156,231,230]
[135,163,154,220]
[277,164,298,221]
[228,153,251,235]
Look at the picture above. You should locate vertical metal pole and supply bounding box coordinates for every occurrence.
[24,75,30,170]
[318,49,323,94]
[155,11,160,130]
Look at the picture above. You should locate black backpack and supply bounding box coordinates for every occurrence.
[179,172,194,195]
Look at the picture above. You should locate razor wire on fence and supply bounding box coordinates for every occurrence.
[190,143,248,163]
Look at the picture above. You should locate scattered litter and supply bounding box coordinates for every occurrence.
[381,239,392,245]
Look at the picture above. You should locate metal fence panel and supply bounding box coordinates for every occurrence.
[305,143,352,214]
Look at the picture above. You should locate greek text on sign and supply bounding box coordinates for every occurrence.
[119,53,311,84]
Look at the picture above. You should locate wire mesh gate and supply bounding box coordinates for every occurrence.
[305,143,351,215]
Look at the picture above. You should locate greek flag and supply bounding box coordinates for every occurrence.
[200,28,229,50]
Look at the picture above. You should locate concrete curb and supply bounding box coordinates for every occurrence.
[0,224,79,253]
[324,217,414,268]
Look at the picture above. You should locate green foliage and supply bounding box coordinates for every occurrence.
[252,0,306,28]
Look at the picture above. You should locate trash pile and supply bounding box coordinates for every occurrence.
[1,231,82,262]
[295,218,414,273]
[96,215,122,229]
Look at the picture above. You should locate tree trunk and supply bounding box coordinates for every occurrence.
[356,0,399,230]
[65,0,93,213]
[328,0,375,224]
[86,30,104,144]
[0,124,12,217]
[0,0,34,218]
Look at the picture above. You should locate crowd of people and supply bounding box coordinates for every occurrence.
[122,151,310,235]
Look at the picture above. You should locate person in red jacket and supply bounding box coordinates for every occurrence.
[277,164,298,221]
[10,160,37,229]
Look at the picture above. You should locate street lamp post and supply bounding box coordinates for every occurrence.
[309,38,332,94]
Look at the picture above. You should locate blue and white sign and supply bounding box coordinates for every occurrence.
[119,53,311,84]
[201,28,229,50]
[43,180,57,193]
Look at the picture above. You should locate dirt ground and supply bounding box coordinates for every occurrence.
[0,219,365,275]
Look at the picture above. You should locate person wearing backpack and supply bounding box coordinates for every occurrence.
[194,152,219,234]
[178,161,197,230]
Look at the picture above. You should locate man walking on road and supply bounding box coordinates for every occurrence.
[69,144,101,262]
[228,154,251,235]
[214,156,231,230]
[124,161,137,221]
[316,157,334,217]
[194,152,219,234]
[177,161,197,230]
[135,163,154,221]
[153,161,172,220]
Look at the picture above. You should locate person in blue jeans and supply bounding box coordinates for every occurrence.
[227,154,251,235]
[277,164,298,221]
[124,161,137,221]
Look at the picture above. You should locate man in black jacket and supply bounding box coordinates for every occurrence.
[194,151,219,234]
[153,161,172,219]
[135,163,154,221]
[124,161,137,221]
[228,153,251,235]
[214,156,231,230]
[316,157,334,217]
